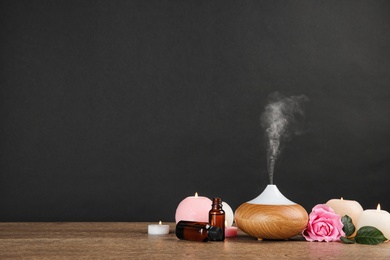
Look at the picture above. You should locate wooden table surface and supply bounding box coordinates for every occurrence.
[0,222,389,259]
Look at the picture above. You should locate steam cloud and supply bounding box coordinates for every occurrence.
[261,92,309,184]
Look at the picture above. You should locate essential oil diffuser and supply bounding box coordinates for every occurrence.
[237,93,309,240]
[235,184,308,240]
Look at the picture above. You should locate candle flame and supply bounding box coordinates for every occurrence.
[159,221,162,225]
[195,192,198,197]
[377,204,381,210]
[340,197,343,200]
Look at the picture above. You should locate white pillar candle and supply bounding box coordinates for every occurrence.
[148,221,170,235]
[222,201,234,227]
[325,197,363,228]
[357,204,390,240]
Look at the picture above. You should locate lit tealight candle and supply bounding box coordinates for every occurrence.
[175,192,212,223]
[325,197,363,230]
[357,204,390,240]
[148,221,170,235]
[225,220,238,237]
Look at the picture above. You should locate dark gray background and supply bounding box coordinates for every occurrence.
[1,0,389,221]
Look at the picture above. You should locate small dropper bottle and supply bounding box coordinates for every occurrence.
[209,197,225,241]
[176,221,223,242]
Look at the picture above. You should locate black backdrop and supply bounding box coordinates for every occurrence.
[1,0,390,221]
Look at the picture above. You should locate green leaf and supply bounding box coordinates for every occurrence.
[341,215,355,237]
[340,236,355,244]
[355,226,387,245]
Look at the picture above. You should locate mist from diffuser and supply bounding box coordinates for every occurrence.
[260,92,308,184]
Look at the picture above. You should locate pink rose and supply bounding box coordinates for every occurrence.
[302,204,345,242]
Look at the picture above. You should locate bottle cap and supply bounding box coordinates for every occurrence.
[208,226,223,240]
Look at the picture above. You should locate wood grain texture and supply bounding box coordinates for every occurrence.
[235,203,308,240]
[0,222,389,259]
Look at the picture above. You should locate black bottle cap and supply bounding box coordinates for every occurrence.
[208,226,223,240]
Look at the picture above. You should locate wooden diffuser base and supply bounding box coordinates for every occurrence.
[235,203,308,240]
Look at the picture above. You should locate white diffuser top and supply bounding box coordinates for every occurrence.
[247,184,296,205]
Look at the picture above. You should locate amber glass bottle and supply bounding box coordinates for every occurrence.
[175,221,223,242]
[209,197,225,241]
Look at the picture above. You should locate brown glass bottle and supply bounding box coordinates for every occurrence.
[175,221,223,242]
[209,197,225,241]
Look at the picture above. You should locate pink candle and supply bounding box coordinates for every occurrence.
[225,226,238,237]
[175,193,212,223]
[224,220,238,237]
